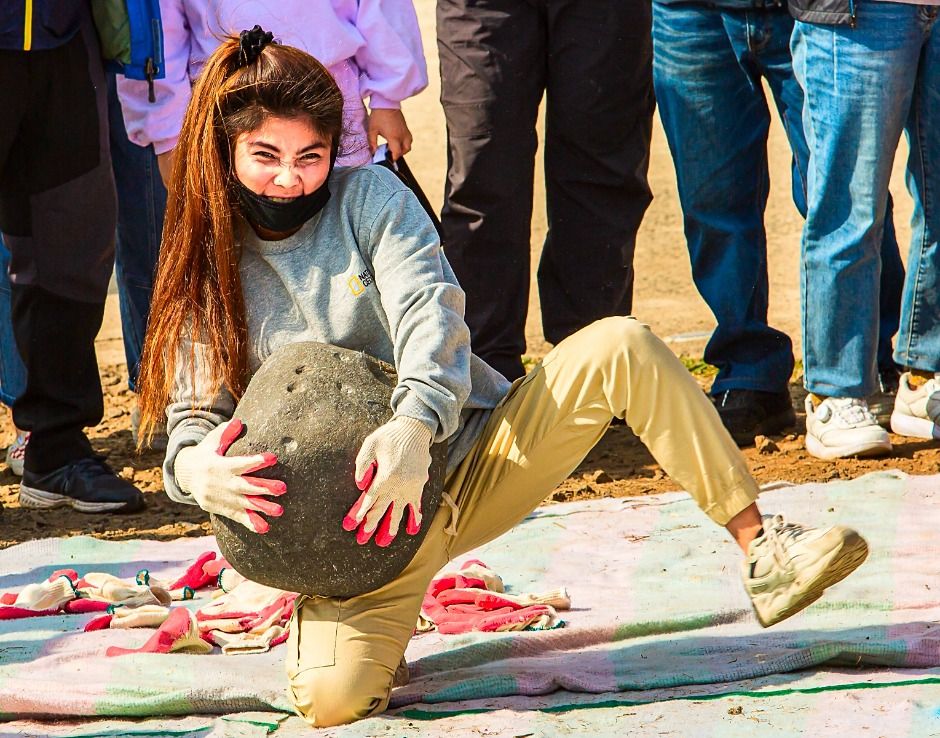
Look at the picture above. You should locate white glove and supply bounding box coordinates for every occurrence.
[343,416,433,547]
[174,418,286,534]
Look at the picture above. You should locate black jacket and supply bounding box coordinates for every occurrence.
[788,0,856,26]
[0,0,84,51]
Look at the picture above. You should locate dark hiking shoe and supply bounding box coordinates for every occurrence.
[714,389,796,447]
[19,456,146,513]
[869,368,901,428]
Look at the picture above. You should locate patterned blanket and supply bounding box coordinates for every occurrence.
[3,471,940,736]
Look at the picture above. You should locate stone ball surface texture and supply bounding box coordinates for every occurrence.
[211,341,447,598]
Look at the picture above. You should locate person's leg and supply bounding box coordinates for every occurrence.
[653,6,794,444]
[761,10,903,422]
[792,9,920,399]
[286,318,868,727]
[437,0,545,381]
[890,15,940,439]
[0,200,29,477]
[538,0,653,343]
[0,17,143,510]
[286,506,451,727]
[287,318,758,728]
[0,236,25,409]
[792,7,922,458]
[106,72,166,394]
[446,318,760,556]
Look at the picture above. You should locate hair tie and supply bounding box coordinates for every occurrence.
[238,25,275,67]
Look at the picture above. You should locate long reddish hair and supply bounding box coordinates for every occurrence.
[136,36,345,445]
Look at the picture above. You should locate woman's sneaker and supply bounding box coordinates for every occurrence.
[890,372,940,440]
[19,455,145,513]
[804,395,892,460]
[5,431,29,476]
[743,515,869,627]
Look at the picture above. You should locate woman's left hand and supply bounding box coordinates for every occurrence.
[368,108,413,161]
[343,416,433,546]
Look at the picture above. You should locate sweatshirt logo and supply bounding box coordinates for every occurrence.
[348,268,374,296]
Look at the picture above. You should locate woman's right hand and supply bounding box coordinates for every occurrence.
[173,418,286,533]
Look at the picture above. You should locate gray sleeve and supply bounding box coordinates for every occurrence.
[162,338,236,504]
[364,186,472,441]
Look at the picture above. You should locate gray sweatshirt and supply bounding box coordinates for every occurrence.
[162,165,512,504]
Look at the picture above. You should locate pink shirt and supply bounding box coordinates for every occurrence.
[117,0,428,166]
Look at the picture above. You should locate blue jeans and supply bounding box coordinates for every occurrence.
[793,4,939,397]
[0,75,166,411]
[653,4,904,395]
[0,236,26,407]
[107,72,167,392]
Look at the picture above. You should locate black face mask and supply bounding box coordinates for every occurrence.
[233,177,331,235]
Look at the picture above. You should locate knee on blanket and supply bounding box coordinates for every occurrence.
[289,660,393,727]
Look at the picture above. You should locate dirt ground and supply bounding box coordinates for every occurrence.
[0,3,931,548]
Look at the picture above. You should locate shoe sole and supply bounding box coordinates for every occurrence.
[19,484,143,514]
[890,412,940,440]
[805,434,892,460]
[756,529,870,627]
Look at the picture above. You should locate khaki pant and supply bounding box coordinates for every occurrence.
[285,317,759,726]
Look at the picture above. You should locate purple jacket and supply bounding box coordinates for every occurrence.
[117,0,428,165]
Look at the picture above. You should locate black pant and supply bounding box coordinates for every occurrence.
[0,20,116,472]
[438,0,654,381]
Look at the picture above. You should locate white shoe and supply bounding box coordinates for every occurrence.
[743,514,869,627]
[4,431,29,477]
[890,372,940,440]
[804,396,891,460]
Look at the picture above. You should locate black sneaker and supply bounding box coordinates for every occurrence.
[713,389,796,447]
[19,456,146,513]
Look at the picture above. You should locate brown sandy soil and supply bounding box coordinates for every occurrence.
[0,1,931,548]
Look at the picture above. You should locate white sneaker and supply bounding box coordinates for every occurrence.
[890,372,940,440]
[4,431,29,476]
[804,396,891,460]
[743,514,869,627]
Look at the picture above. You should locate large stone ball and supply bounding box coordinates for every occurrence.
[211,341,448,598]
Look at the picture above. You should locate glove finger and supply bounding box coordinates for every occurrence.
[241,475,287,496]
[356,515,377,545]
[405,501,422,536]
[216,418,244,455]
[245,510,270,534]
[356,495,392,545]
[360,497,396,544]
[374,502,403,548]
[245,495,283,517]
[240,452,278,475]
[343,490,373,531]
[355,459,378,491]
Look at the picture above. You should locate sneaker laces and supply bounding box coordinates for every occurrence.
[754,514,805,573]
[826,397,876,427]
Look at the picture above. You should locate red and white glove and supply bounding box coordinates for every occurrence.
[174,418,286,534]
[343,416,433,547]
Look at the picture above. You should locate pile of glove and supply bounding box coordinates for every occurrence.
[1,551,295,656]
[2,554,571,657]
[418,559,570,634]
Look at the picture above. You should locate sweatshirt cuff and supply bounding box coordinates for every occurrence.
[162,427,208,505]
[153,136,179,156]
[392,393,441,440]
[368,93,401,110]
